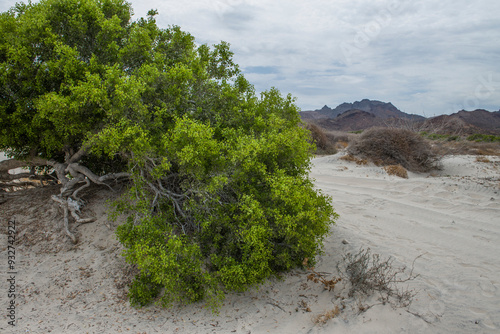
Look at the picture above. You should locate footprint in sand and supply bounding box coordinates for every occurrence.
[472,235,491,242]
[440,225,459,231]
[468,307,498,330]
[478,279,497,298]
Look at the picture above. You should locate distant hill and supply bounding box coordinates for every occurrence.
[301,99,425,131]
[300,99,425,121]
[313,110,382,132]
[301,100,500,135]
[425,109,500,135]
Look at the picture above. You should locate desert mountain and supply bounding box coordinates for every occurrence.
[301,99,425,131]
[302,100,500,135]
[313,109,383,132]
[425,109,500,135]
[300,99,425,121]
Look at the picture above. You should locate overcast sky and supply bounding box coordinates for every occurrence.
[2,0,499,116]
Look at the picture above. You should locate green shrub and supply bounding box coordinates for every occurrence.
[116,114,337,312]
[1,0,336,313]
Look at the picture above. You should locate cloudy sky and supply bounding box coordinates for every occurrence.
[1,0,499,116]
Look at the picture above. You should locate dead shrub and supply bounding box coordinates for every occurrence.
[337,248,419,308]
[347,127,441,172]
[304,258,342,292]
[384,165,408,178]
[336,141,349,149]
[306,123,337,155]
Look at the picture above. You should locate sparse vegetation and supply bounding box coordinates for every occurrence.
[431,138,500,156]
[347,128,441,172]
[304,258,342,292]
[304,248,419,324]
[423,133,461,141]
[467,134,500,143]
[313,306,341,324]
[336,248,419,308]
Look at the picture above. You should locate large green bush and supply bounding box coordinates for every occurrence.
[1,0,336,311]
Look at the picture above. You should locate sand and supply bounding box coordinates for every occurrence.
[1,153,499,333]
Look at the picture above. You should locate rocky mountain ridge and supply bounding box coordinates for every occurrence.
[300,99,425,121]
[301,99,500,135]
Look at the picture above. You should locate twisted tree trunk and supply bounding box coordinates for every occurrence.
[0,150,129,243]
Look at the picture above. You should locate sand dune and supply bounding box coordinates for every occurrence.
[1,153,499,333]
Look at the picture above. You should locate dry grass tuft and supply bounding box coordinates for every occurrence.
[313,306,341,324]
[340,154,368,165]
[476,156,491,163]
[384,164,409,178]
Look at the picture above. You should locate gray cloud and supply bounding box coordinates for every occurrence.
[2,0,498,115]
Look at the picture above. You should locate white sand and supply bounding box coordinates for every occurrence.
[1,153,499,333]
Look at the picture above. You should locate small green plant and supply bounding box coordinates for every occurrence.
[424,133,461,141]
[467,134,500,143]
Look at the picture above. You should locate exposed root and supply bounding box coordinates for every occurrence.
[51,195,96,244]
[72,178,90,202]
[2,154,129,243]
[61,199,77,244]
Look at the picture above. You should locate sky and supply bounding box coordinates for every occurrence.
[1,0,499,116]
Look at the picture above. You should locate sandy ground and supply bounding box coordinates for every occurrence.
[1,153,499,333]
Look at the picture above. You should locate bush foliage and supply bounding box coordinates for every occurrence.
[0,0,337,311]
[347,128,441,172]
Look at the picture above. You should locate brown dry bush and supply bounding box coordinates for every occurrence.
[340,154,368,165]
[476,156,491,163]
[347,127,441,172]
[384,165,408,178]
[313,306,341,324]
[337,248,419,308]
[306,123,337,155]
